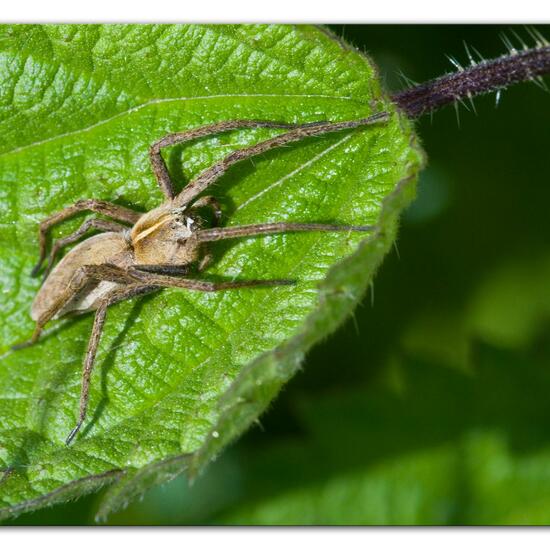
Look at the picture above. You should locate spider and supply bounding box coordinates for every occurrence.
[15,111,389,445]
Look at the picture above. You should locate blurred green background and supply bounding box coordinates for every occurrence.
[7,24,550,525]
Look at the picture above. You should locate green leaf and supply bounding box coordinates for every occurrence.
[0,24,422,520]
[208,349,550,525]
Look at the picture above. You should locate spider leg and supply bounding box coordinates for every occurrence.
[66,268,290,444]
[194,222,376,243]
[132,264,192,276]
[44,219,129,279]
[66,283,158,445]
[33,199,141,277]
[132,262,209,277]
[150,120,303,200]
[128,268,294,292]
[131,261,211,276]
[173,111,389,208]
[65,268,292,443]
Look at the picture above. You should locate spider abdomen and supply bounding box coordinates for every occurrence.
[31,232,133,321]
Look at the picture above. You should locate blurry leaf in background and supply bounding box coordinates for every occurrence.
[469,255,550,350]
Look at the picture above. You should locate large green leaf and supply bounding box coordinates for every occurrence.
[0,24,422,520]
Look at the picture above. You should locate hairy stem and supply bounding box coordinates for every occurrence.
[392,44,550,118]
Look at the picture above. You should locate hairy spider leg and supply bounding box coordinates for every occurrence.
[127,268,294,292]
[32,199,141,276]
[194,222,376,242]
[174,111,389,208]
[149,120,306,199]
[64,268,293,444]
[65,283,159,445]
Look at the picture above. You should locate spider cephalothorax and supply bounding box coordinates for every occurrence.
[131,204,207,266]
[16,112,388,444]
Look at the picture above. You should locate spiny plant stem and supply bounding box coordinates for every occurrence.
[392,44,550,118]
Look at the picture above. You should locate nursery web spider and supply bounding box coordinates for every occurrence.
[17,111,388,444]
